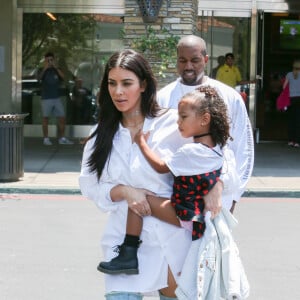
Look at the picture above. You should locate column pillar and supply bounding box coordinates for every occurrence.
[123,0,198,86]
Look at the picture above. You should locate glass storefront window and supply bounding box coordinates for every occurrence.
[197,15,251,83]
[21,13,124,125]
[196,15,251,112]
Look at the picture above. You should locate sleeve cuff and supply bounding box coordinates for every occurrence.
[79,176,119,212]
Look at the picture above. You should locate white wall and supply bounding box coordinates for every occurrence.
[198,0,289,16]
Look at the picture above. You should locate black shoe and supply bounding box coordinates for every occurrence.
[97,244,139,275]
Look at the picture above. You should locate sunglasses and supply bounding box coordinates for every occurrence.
[293,67,300,70]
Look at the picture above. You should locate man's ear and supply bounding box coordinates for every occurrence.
[204,55,209,64]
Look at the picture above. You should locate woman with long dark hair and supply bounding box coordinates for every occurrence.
[79,49,191,300]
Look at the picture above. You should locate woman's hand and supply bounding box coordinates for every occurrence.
[123,186,155,217]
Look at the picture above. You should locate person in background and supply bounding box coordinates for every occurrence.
[269,72,283,110]
[157,35,254,214]
[216,52,243,88]
[38,52,73,146]
[283,59,300,148]
[210,55,225,79]
[71,78,93,124]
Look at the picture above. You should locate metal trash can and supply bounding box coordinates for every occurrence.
[0,113,28,181]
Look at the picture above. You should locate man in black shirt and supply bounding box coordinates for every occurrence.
[38,52,73,145]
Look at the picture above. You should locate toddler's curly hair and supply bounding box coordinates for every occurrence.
[181,86,232,147]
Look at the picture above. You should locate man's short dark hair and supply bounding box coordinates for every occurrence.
[225,53,234,59]
[45,52,54,58]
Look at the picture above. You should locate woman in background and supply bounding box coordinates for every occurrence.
[283,59,300,147]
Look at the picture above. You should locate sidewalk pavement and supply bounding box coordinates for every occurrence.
[0,137,300,197]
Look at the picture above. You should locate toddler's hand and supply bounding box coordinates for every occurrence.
[134,130,150,146]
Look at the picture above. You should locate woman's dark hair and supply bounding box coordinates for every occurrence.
[185,86,232,147]
[87,49,160,180]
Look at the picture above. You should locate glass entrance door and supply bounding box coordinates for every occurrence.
[197,13,252,113]
[258,12,300,141]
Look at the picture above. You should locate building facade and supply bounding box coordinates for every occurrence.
[1,0,300,140]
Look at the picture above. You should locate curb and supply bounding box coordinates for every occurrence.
[242,190,300,198]
[1,187,300,198]
[0,187,81,195]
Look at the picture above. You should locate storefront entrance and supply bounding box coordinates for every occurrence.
[17,3,300,140]
[256,12,300,141]
[201,11,300,142]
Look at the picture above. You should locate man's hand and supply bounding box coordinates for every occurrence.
[203,180,223,218]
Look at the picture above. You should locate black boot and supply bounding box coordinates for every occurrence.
[97,243,140,275]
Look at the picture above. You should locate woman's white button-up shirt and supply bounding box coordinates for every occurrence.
[79,109,192,295]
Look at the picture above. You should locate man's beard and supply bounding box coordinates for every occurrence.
[181,71,204,86]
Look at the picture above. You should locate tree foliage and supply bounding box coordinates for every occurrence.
[22,13,96,65]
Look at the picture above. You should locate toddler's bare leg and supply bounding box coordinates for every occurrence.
[147,195,180,227]
[126,209,143,236]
